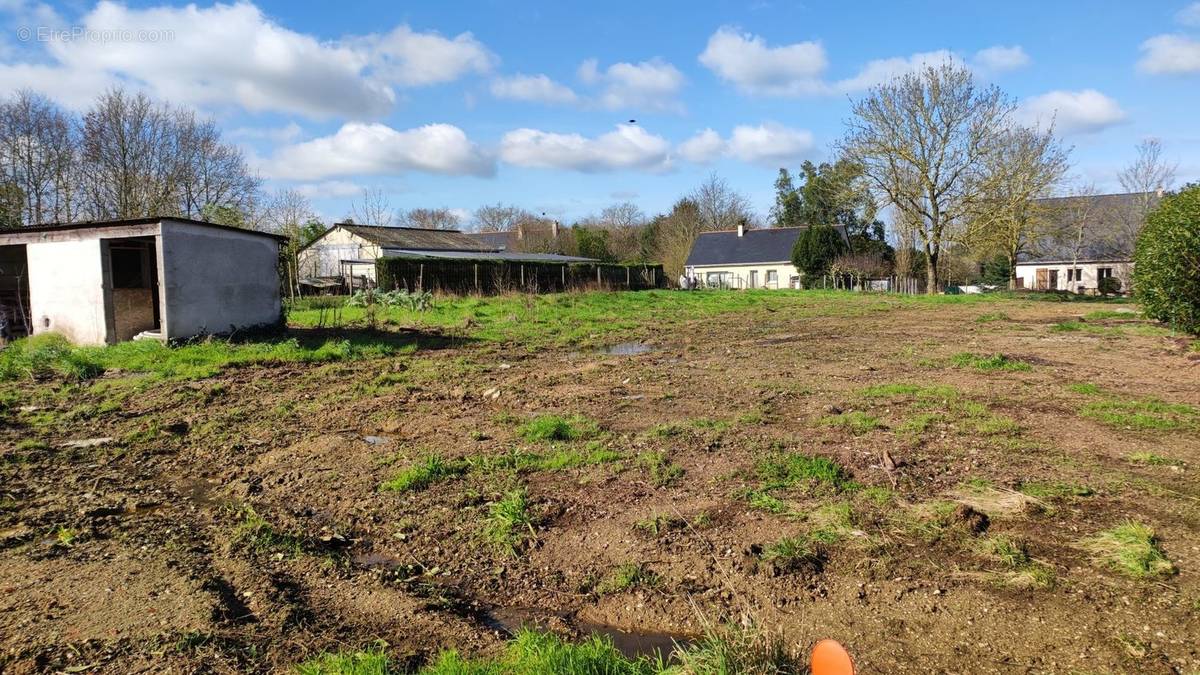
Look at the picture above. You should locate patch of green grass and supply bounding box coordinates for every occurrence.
[1084,309,1141,320]
[53,526,78,546]
[746,490,791,515]
[897,412,942,435]
[597,562,659,594]
[296,647,390,675]
[975,312,1010,323]
[637,452,684,487]
[633,513,686,537]
[819,411,881,435]
[3,332,407,383]
[1127,452,1184,467]
[951,352,1033,372]
[755,452,856,493]
[979,535,1030,568]
[859,382,960,402]
[672,625,800,674]
[483,489,535,555]
[1051,320,1116,335]
[380,454,468,492]
[1083,521,1176,579]
[232,506,305,557]
[761,535,825,572]
[1068,382,1102,395]
[1019,481,1094,499]
[517,414,600,442]
[1081,397,1199,431]
[422,629,660,675]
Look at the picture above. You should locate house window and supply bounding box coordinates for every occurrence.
[766,270,778,287]
[749,270,758,288]
[1067,268,1083,282]
[1098,267,1114,279]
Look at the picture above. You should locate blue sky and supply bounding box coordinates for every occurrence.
[1,0,1198,225]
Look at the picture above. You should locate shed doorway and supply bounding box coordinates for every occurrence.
[104,237,160,342]
[0,244,31,341]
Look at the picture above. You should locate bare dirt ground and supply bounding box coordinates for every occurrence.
[2,292,1198,673]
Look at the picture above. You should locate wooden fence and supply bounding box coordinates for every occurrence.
[376,257,666,295]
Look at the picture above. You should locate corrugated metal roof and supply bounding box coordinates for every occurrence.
[685,226,847,266]
[338,223,496,251]
[0,216,287,241]
[383,249,598,263]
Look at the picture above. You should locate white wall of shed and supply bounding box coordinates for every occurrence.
[297,227,381,280]
[26,238,108,344]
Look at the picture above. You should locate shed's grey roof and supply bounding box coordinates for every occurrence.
[337,223,496,252]
[382,249,598,263]
[685,226,846,267]
[0,216,286,241]
[1018,192,1157,264]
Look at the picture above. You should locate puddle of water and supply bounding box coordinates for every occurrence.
[485,606,690,660]
[600,342,653,356]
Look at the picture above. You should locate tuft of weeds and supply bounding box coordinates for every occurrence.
[633,513,686,537]
[380,454,467,493]
[422,629,660,674]
[517,414,600,442]
[818,411,881,435]
[1083,521,1176,579]
[1068,382,1102,395]
[1127,451,1183,467]
[975,312,1010,323]
[597,562,659,594]
[1084,309,1141,320]
[295,646,390,675]
[761,535,826,573]
[860,382,960,402]
[1019,481,1094,499]
[746,490,791,515]
[637,452,685,487]
[483,489,535,555]
[53,526,78,547]
[232,506,305,557]
[951,352,1033,372]
[979,535,1030,568]
[672,624,800,674]
[755,452,856,493]
[1081,396,1199,431]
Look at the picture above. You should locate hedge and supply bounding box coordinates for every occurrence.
[1134,184,1200,334]
[375,257,666,295]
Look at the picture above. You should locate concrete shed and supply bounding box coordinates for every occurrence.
[0,217,284,345]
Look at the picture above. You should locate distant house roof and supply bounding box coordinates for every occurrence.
[336,223,496,252]
[464,231,514,250]
[1018,192,1157,264]
[0,216,287,242]
[685,226,847,267]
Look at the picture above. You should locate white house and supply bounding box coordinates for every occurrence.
[684,224,847,289]
[0,217,283,345]
[1013,192,1155,294]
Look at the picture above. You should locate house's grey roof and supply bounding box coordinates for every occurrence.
[382,249,597,263]
[463,231,514,250]
[685,226,847,267]
[1018,192,1157,264]
[337,223,496,252]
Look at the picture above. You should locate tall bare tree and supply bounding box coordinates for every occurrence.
[0,91,79,224]
[1116,138,1176,242]
[348,187,393,226]
[840,63,1014,293]
[261,188,316,298]
[691,172,756,232]
[596,202,647,261]
[177,113,259,222]
[968,124,1071,288]
[471,203,533,232]
[398,207,461,230]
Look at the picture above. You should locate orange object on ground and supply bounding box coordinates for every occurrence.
[810,639,855,675]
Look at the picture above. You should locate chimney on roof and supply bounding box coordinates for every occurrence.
[737,222,744,237]
[552,220,560,238]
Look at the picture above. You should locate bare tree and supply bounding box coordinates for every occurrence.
[176,112,259,222]
[348,187,393,226]
[595,202,647,261]
[0,91,80,224]
[968,124,1071,288]
[840,63,1014,293]
[691,172,755,232]
[261,188,316,299]
[398,207,461,230]
[1057,182,1103,290]
[471,202,533,232]
[1116,138,1176,241]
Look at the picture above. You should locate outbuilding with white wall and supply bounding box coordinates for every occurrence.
[0,217,284,345]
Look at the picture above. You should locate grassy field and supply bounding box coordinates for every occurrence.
[1,289,1198,673]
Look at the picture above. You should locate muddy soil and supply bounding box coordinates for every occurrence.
[1,295,1198,673]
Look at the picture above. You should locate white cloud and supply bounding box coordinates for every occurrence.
[726,123,814,165]
[359,24,495,87]
[1016,90,1127,135]
[676,123,814,166]
[294,180,364,200]
[1138,34,1200,74]
[1178,2,1200,27]
[262,122,494,180]
[228,122,304,143]
[499,124,672,172]
[834,50,963,92]
[0,2,497,119]
[698,26,828,96]
[677,128,726,163]
[490,73,578,105]
[576,58,685,112]
[972,45,1031,73]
